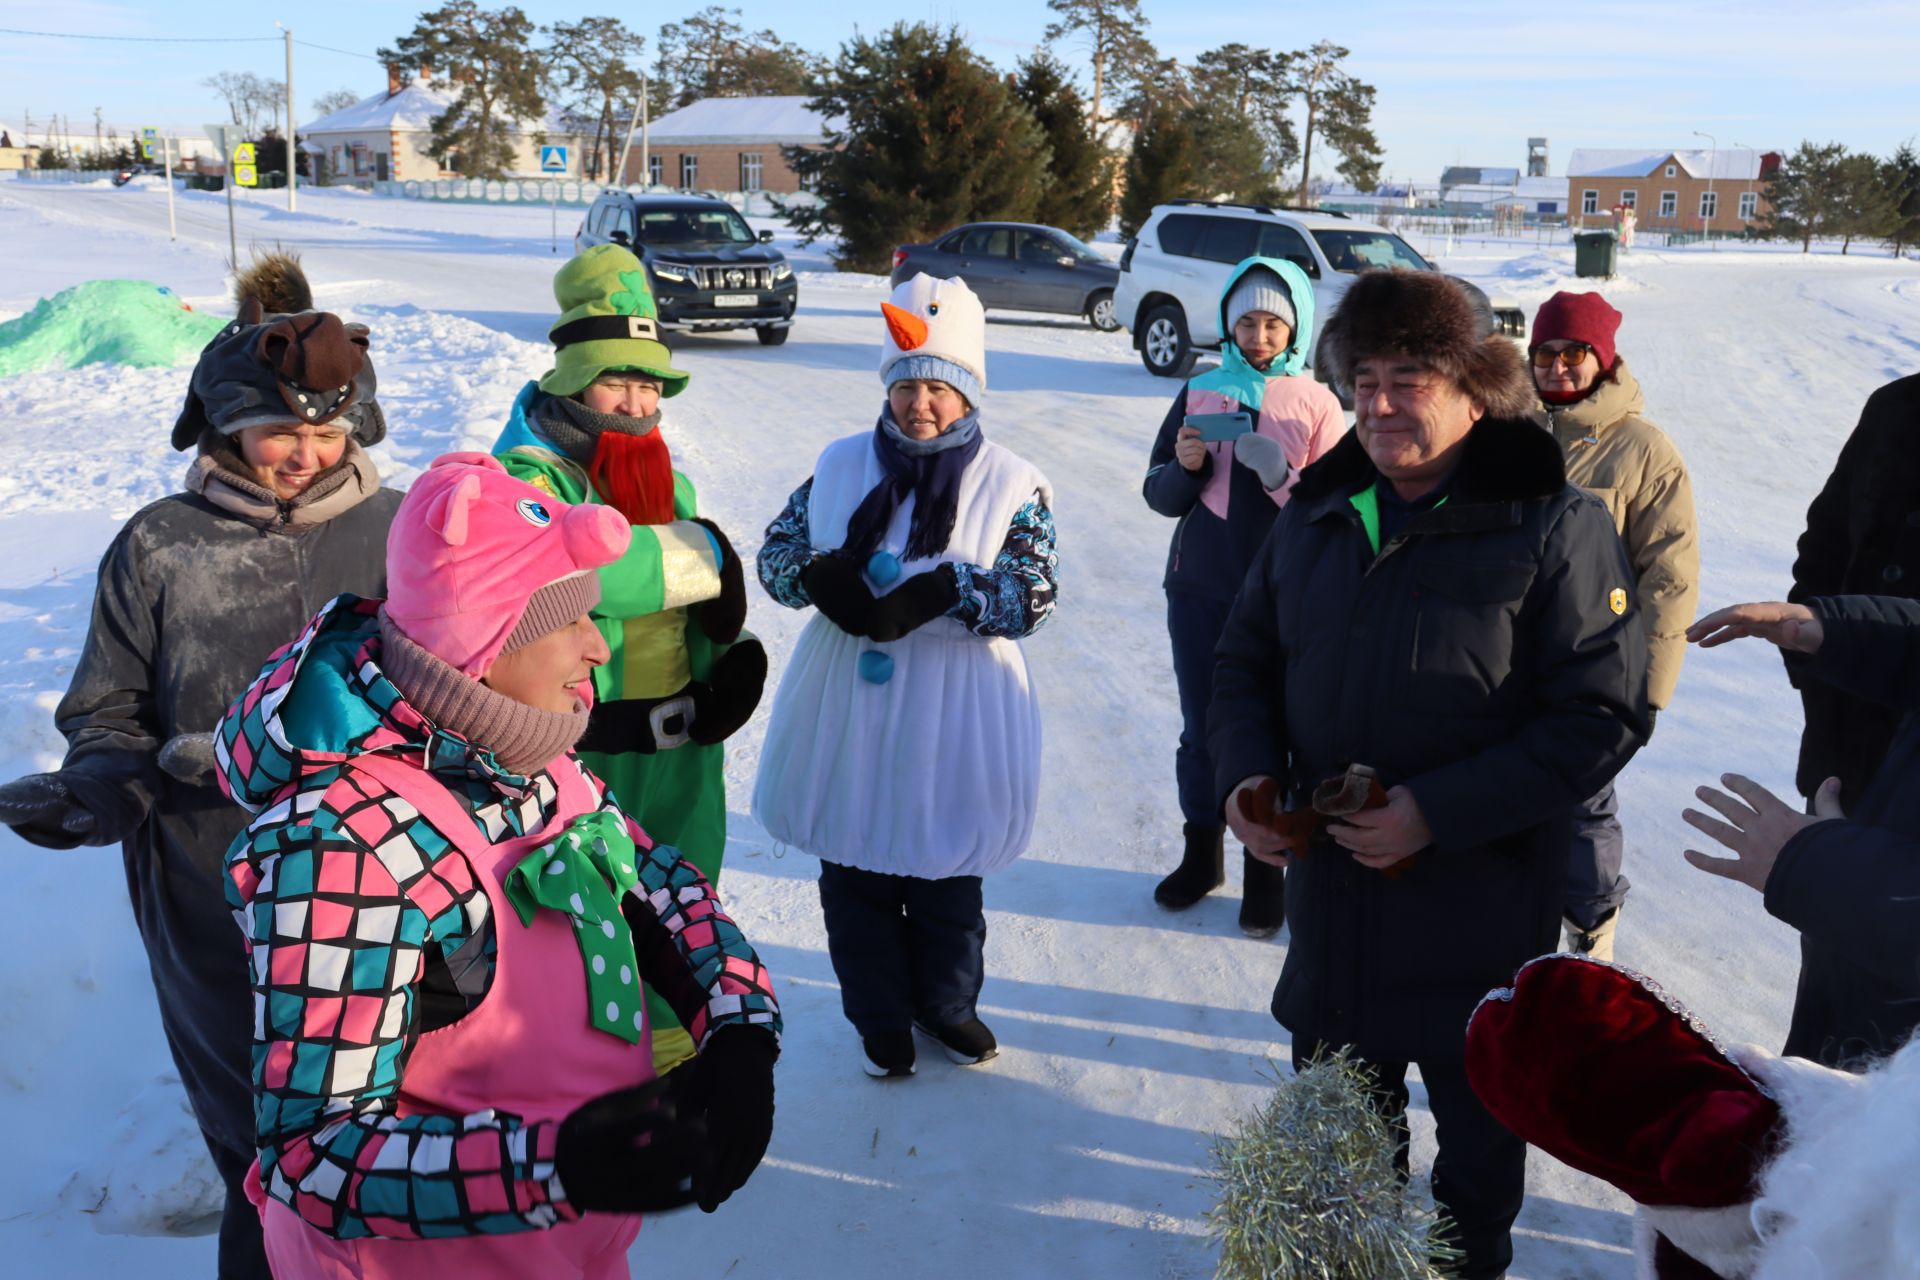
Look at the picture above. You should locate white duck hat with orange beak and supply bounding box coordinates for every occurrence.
[879,273,987,408]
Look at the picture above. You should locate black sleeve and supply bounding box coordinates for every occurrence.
[1786,402,1871,689]
[1205,519,1290,812]
[47,525,164,848]
[1768,817,1920,989]
[1142,386,1210,518]
[1404,499,1651,850]
[1802,595,1920,711]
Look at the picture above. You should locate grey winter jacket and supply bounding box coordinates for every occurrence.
[20,443,401,1156]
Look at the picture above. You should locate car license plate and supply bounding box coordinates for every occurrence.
[713,294,758,307]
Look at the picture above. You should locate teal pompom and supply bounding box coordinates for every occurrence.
[857,650,895,685]
[866,550,902,587]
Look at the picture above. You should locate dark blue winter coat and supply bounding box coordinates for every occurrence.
[1208,416,1648,1062]
[1767,593,1920,1069]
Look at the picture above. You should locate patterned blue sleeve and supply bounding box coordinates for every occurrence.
[757,478,818,610]
[950,492,1058,639]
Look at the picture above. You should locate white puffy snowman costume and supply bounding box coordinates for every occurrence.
[753,276,1049,878]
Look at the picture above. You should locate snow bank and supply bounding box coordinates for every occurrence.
[0,280,226,377]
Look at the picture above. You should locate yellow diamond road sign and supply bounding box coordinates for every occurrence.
[233,142,258,187]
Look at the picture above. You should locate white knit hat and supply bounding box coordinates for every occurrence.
[1225,267,1297,333]
[879,274,987,406]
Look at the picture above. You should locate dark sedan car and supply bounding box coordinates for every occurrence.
[891,223,1122,330]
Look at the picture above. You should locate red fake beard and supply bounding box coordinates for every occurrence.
[586,426,677,526]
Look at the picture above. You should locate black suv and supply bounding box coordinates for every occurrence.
[575,191,798,345]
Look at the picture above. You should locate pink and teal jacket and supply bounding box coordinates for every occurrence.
[214,594,780,1240]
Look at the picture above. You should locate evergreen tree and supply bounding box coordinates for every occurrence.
[654,6,818,106]
[1286,42,1382,202]
[543,17,645,181]
[1043,0,1154,126]
[1015,50,1116,238]
[784,23,1052,273]
[1119,103,1197,237]
[1194,44,1298,178]
[1879,140,1920,259]
[1834,151,1899,255]
[1759,141,1850,253]
[380,3,545,180]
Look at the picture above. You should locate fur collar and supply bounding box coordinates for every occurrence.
[1292,413,1567,509]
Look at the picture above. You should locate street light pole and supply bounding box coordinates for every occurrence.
[1693,129,1717,250]
[278,23,296,212]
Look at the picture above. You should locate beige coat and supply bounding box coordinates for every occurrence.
[1535,358,1698,708]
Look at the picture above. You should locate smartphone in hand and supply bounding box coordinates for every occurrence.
[1184,411,1254,443]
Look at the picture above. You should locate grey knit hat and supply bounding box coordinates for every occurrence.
[1225,268,1297,333]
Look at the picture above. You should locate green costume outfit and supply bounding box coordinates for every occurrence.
[493,245,763,1070]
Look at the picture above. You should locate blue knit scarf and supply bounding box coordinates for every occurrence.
[840,404,984,561]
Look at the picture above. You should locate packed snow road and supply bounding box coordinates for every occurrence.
[2,179,1917,1278]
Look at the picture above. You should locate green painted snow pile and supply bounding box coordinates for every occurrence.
[0,280,228,377]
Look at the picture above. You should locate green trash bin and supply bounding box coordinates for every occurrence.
[1573,229,1619,279]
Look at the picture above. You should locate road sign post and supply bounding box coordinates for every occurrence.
[541,145,570,254]
[234,142,258,189]
[205,123,241,267]
[140,125,158,161]
[161,134,176,240]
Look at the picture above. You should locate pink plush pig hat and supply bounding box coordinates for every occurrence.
[384,452,630,676]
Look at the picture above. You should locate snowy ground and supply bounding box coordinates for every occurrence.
[2,178,1917,1279]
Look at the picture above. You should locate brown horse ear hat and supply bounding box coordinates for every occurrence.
[1315,268,1535,420]
[170,249,386,451]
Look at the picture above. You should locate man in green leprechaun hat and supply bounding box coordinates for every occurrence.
[494,243,765,1073]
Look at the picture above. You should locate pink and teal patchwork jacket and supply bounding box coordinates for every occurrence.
[214,595,780,1240]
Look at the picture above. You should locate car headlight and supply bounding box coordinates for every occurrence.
[652,261,692,284]
[771,260,793,282]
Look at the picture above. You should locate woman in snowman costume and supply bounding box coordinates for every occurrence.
[755,274,1058,1078]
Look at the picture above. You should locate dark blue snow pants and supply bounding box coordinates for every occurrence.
[817,861,986,1036]
[1168,590,1236,825]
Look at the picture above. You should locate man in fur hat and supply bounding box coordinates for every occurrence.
[1209,270,1650,1278]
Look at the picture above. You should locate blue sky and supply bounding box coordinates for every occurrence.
[3,0,1916,180]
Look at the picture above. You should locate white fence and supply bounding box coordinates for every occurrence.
[368,178,802,218]
[8,168,126,184]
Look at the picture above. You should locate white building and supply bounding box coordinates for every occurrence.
[302,68,581,185]
[618,95,836,191]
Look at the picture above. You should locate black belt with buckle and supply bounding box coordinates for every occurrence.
[577,689,697,755]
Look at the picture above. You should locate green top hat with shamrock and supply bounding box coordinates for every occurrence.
[539,243,691,398]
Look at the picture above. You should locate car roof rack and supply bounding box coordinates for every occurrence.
[1164,198,1350,220]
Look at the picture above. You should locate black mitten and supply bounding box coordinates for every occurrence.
[690,638,768,746]
[158,733,219,785]
[869,565,960,642]
[555,1075,709,1214]
[0,773,96,843]
[801,556,880,638]
[690,518,747,646]
[674,1025,778,1213]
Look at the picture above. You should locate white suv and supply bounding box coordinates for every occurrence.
[1115,200,1527,380]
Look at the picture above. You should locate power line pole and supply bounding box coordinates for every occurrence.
[279,24,297,212]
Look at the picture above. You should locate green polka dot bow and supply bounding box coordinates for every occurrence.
[506,812,647,1044]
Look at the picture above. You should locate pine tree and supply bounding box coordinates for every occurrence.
[1119,103,1197,237]
[1760,141,1850,253]
[380,3,545,180]
[1015,51,1116,238]
[1880,140,1920,259]
[1286,42,1382,203]
[783,23,1052,273]
[1043,0,1154,127]
[543,17,645,181]
[1835,151,1899,255]
[1194,44,1298,178]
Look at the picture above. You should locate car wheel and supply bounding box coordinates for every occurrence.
[1086,289,1120,332]
[1140,304,1195,378]
[755,325,790,346]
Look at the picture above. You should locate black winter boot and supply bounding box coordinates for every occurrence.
[1153,824,1225,910]
[1238,850,1287,938]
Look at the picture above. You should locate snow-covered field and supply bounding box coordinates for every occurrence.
[1,178,1916,1279]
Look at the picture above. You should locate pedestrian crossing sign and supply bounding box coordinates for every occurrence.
[541,145,569,173]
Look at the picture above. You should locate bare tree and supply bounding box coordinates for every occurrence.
[203,71,290,135]
[312,88,362,119]
[544,16,646,180]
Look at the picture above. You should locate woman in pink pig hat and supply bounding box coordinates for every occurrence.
[211,452,782,1278]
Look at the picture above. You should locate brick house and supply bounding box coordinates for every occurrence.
[1567,147,1783,235]
[616,95,835,193]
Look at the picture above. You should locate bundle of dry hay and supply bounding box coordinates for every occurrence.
[1207,1050,1461,1280]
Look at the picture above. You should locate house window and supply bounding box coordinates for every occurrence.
[351,143,369,176]
[1738,190,1758,220]
[1700,190,1719,221]
[1619,189,1637,209]
[1664,164,1677,177]
[740,152,763,191]
[647,153,663,185]
[1659,190,1678,218]
[679,152,697,187]
[1582,188,1599,215]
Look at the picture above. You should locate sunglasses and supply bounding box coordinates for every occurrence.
[1529,342,1596,369]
